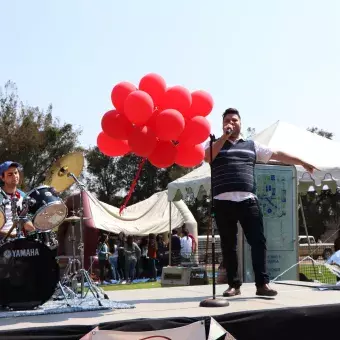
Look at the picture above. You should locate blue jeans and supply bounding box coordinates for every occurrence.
[148,258,157,280]
[125,257,137,281]
[109,256,119,281]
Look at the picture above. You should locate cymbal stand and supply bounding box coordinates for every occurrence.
[60,170,108,305]
[60,219,81,292]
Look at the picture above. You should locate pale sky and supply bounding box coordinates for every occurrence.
[1,0,339,147]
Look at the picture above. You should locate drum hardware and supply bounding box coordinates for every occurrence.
[64,216,90,222]
[3,196,30,242]
[60,216,82,294]
[46,153,108,305]
[26,230,59,250]
[53,281,76,306]
[0,198,9,232]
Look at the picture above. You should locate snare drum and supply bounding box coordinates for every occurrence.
[26,185,68,231]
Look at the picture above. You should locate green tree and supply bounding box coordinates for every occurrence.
[307,126,333,140]
[86,149,192,204]
[0,81,82,190]
[245,127,256,139]
[300,127,340,241]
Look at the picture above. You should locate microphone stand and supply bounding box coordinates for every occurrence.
[200,134,230,307]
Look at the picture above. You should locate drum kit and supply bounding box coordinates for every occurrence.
[0,152,107,310]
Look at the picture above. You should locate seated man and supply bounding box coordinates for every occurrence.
[0,161,35,239]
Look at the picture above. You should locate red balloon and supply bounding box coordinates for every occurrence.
[124,90,154,126]
[176,144,205,167]
[162,86,192,113]
[155,109,185,141]
[101,110,134,140]
[178,116,211,145]
[128,126,157,157]
[111,82,136,113]
[145,108,161,133]
[139,73,166,106]
[148,141,177,168]
[189,90,214,117]
[97,131,130,156]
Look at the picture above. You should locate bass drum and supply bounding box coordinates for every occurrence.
[0,238,59,310]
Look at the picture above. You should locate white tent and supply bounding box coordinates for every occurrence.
[86,190,197,239]
[255,120,340,182]
[167,120,340,200]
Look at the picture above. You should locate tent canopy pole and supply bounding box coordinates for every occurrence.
[168,201,172,266]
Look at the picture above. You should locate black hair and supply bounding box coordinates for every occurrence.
[222,108,240,119]
[127,235,133,245]
[183,229,189,239]
[334,237,340,252]
[99,234,108,243]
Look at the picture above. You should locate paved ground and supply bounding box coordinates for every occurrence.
[0,281,339,331]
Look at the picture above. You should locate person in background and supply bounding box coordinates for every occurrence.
[181,225,197,257]
[124,235,141,283]
[148,233,158,282]
[139,237,149,278]
[332,237,340,282]
[171,229,181,266]
[180,229,193,263]
[108,236,119,282]
[117,232,126,281]
[108,233,115,254]
[156,234,166,270]
[97,234,113,285]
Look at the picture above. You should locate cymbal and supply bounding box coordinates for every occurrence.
[64,216,91,222]
[44,152,84,192]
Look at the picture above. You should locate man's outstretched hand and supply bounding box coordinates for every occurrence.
[301,161,319,173]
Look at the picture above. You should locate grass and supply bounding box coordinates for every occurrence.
[98,264,337,291]
[101,281,162,291]
[299,263,337,284]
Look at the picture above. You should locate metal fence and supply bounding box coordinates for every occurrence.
[87,236,339,285]
[197,236,338,285]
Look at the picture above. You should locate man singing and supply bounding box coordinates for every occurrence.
[0,161,35,239]
[205,108,316,297]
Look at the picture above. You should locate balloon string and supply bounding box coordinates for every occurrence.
[119,157,147,215]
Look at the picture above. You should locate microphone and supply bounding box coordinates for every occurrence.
[225,128,233,135]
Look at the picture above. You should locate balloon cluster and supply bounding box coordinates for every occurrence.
[97,73,213,168]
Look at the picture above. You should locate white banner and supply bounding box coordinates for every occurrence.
[208,318,236,340]
[80,326,99,340]
[79,319,237,340]
[91,321,205,340]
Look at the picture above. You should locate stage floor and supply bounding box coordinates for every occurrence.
[0,280,339,331]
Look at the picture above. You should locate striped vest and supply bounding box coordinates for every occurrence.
[211,139,256,196]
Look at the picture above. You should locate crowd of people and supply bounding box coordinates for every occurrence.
[96,227,197,285]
